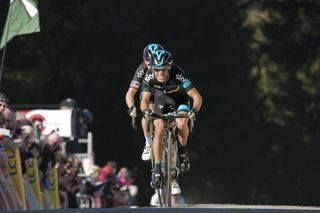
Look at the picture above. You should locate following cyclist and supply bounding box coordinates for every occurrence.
[125,43,164,161]
[140,50,202,193]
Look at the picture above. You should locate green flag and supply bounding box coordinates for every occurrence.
[0,0,40,49]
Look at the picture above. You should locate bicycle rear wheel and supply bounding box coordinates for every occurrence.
[157,130,177,207]
[155,143,167,207]
[165,132,174,206]
[158,145,169,206]
[155,136,171,207]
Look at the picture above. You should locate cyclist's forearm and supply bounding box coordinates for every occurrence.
[192,94,202,111]
[125,88,137,108]
[188,88,202,111]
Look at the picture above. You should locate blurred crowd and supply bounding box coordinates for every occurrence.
[75,162,139,208]
[0,93,138,208]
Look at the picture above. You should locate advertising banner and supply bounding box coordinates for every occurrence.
[24,178,40,209]
[26,158,43,208]
[48,167,60,209]
[5,149,26,209]
[21,109,74,138]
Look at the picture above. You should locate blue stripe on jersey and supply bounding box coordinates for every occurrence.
[182,80,192,89]
[177,104,190,112]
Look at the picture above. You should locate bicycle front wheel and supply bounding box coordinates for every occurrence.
[165,133,174,207]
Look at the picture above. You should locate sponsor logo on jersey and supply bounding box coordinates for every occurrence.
[137,68,145,79]
[144,73,154,83]
[176,74,186,83]
[130,80,141,89]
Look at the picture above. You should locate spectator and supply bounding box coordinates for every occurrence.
[88,165,101,180]
[0,113,8,168]
[3,108,16,129]
[0,92,9,114]
[96,161,118,207]
[98,161,118,183]
[47,132,62,146]
[0,113,6,128]
[116,167,138,207]
[0,109,20,150]
[39,132,62,189]
[32,118,44,143]
[58,155,83,208]
[15,111,29,125]
[117,167,128,187]
[19,124,37,174]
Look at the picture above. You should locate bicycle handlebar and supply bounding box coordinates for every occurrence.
[150,113,189,120]
[131,113,194,132]
[148,113,195,133]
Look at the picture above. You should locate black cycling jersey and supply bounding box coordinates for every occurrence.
[129,62,148,90]
[141,64,194,96]
[141,65,195,115]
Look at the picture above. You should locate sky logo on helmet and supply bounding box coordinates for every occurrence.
[144,43,164,61]
[154,50,166,63]
[149,44,161,53]
[151,50,172,68]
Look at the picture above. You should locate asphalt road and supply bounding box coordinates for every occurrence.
[3,204,320,213]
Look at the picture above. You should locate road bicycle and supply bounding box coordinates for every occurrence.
[130,111,194,207]
[149,112,194,207]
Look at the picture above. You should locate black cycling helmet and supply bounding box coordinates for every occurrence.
[0,92,9,103]
[143,43,164,62]
[150,50,173,69]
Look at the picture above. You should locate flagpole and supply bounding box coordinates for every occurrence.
[0,0,14,86]
[0,45,7,85]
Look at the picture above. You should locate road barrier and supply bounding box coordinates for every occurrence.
[48,166,60,209]
[5,149,26,209]
[0,149,58,210]
[26,158,43,208]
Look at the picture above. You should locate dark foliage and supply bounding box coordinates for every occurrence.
[1,0,320,206]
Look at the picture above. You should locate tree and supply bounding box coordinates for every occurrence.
[240,0,320,142]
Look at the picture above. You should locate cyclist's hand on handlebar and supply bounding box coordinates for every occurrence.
[128,106,137,118]
[189,108,198,120]
[142,108,152,118]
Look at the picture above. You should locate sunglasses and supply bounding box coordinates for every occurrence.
[152,68,169,72]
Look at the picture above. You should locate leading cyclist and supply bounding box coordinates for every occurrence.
[140,50,202,193]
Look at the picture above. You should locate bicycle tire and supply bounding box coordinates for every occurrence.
[165,131,173,206]
[157,142,167,206]
[151,143,165,207]
[151,113,185,207]
[172,135,180,180]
